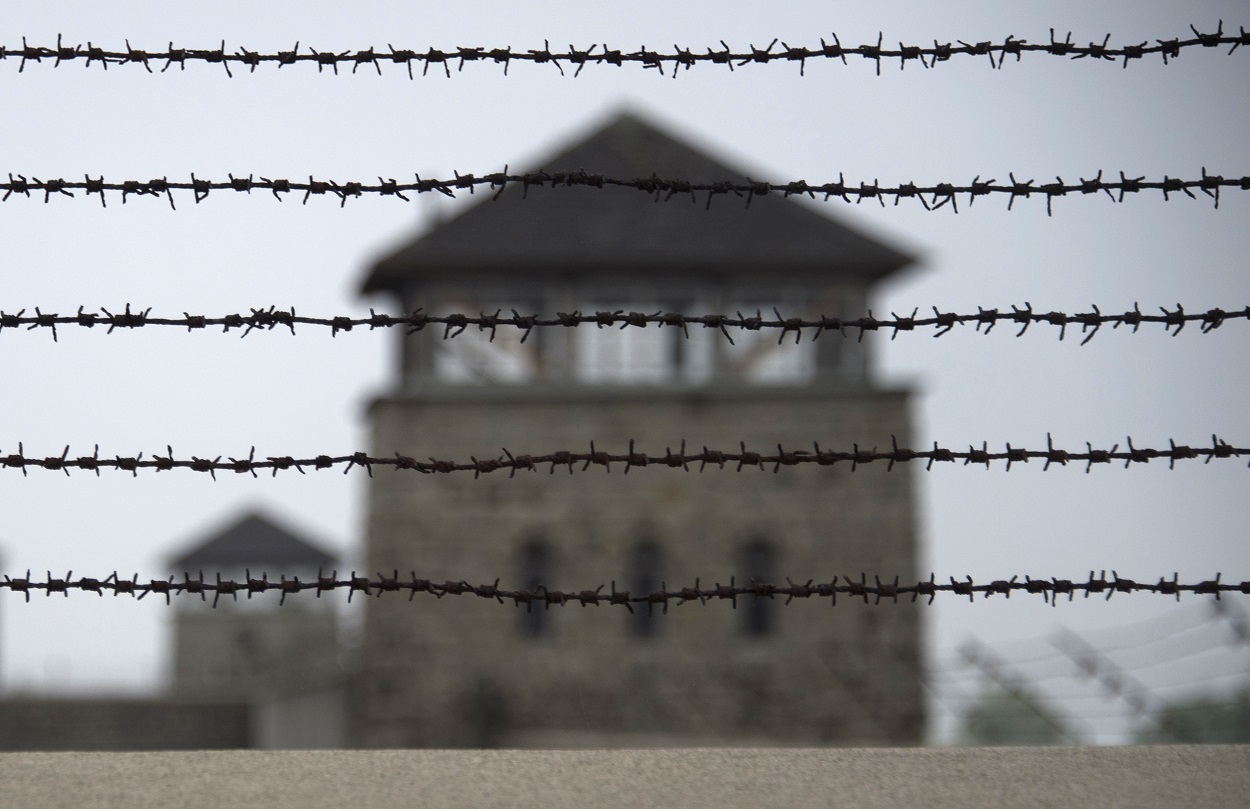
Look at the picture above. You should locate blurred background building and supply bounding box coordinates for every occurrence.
[351,111,924,747]
[168,511,348,748]
[3,109,1247,751]
[0,511,347,750]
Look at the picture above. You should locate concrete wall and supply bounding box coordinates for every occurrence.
[4,747,1246,809]
[355,386,922,747]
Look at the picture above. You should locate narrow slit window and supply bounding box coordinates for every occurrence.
[519,540,553,639]
[630,541,662,639]
[740,540,776,637]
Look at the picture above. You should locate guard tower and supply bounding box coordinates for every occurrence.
[355,112,923,747]
[168,511,340,703]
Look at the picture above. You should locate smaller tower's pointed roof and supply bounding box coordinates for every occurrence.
[169,511,336,571]
[362,111,913,293]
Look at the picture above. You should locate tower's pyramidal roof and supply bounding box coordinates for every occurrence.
[363,111,913,292]
[169,511,336,570]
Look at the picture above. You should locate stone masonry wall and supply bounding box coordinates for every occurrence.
[354,387,922,747]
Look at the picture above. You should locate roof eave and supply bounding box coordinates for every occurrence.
[363,255,914,297]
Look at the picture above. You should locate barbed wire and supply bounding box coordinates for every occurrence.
[4,303,1247,346]
[2,436,1245,479]
[4,25,1246,78]
[1,169,1243,215]
[0,570,1243,608]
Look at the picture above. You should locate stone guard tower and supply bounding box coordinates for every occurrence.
[169,511,347,747]
[355,112,923,747]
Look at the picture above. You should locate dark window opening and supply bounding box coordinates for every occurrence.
[519,540,553,639]
[740,540,776,637]
[630,541,662,639]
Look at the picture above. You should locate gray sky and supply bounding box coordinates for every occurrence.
[1,0,1248,744]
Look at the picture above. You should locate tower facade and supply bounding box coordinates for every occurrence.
[354,113,923,747]
[168,511,347,747]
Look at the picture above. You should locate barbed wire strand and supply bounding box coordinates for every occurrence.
[2,437,1245,480]
[1,169,1243,215]
[4,303,1247,346]
[0,570,1244,608]
[4,24,1246,78]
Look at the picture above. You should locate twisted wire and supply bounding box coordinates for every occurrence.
[0,570,1243,608]
[2,436,1245,479]
[1,169,1243,214]
[2,303,1245,346]
[4,25,1246,77]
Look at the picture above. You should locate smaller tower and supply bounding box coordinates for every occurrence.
[167,511,341,707]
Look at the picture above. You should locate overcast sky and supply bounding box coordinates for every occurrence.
[1,0,1247,744]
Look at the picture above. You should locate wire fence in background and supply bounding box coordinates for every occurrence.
[1050,628,1154,716]
[2,437,1246,479]
[4,24,1246,77]
[0,570,1244,608]
[932,603,1250,740]
[2,303,1245,344]
[2,169,1244,214]
[956,641,1087,742]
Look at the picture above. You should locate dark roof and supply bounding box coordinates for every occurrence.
[362,111,913,294]
[169,512,336,570]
